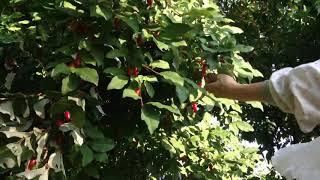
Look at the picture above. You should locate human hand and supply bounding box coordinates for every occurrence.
[204,73,240,98]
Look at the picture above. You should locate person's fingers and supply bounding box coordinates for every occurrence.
[204,81,219,92]
[205,82,222,97]
[205,73,217,83]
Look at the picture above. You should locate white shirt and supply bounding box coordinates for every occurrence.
[266,60,320,180]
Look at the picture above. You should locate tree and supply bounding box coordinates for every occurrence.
[0,0,265,179]
[218,0,320,170]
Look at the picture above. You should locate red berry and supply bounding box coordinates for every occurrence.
[127,68,132,76]
[64,111,71,122]
[146,0,153,7]
[135,88,141,96]
[191,102,198,113]
[133,67,139,77]
[197,82,203,87]
[73,53,81,68]
[27,159,37,170]
[55,119,64,127]
[201,64,207,78]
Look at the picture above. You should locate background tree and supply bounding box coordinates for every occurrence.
[218,0,320,166]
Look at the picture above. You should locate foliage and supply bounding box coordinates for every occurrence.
[218,0,320,177]
[0,0,265,179]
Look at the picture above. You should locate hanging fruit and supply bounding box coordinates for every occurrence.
[64,111,71,122]
[146,0,153,7]
[135,88,142,96]
[191,102,198,113]
[27,159,37,170]
[133,67,139,77]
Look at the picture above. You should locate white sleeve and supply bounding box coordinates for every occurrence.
[267,60,320,133]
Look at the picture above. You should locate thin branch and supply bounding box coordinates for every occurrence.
[142,64,162,76]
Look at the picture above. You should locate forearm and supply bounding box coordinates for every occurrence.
[229,81,272,103]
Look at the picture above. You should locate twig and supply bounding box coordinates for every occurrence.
[142,64,162,75]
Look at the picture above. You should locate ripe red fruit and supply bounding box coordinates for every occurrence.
[73,53,81,68]
[146,0,153,7]
[197,82,203,88]
[135,88,141,96]
[64,111,71,122]
[55,119,64,127]
[201,64,207,78]
[191,102,198,113]
[27,159,37,170]
[133,67,139,77]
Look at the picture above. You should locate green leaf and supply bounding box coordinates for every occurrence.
[246,101,264,111]
[234,121,254,132]
[70,106,86,128]
[150,60,170,69]
[235,45,254,52]
[171,41,187,47]
[62,1,76,10]
[12,98,28,118]
[0,101,15,121]
[141,75,158,82]
[80,145,94,166]
[95,153,108,163]
[122,88,141,100]
[160,71,184,86]
[161,23,192,38]
[72,68,99,86]
[141,106,160,134]
[186,7,223,20]
[33,98,50,119]
[91,5,111,21]
[147,102,181,115]
[107,75,129,90]
[103,67,125,76]
[176,85,189,103]
[144,82,155,98]
[106,49,127,59]
[81,53,96,66]
[84,125,104,139]
[221,25,244,34]
[61,75,80,95]
[153,37,169,51]
[89,138,115,153]
[51,63,71,78]
[89,45,105,67]
[118,16,139,33]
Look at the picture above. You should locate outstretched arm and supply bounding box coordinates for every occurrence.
[204,74,271,102]
[205,60,320,133]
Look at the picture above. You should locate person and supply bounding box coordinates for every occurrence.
[205,60,320,180]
